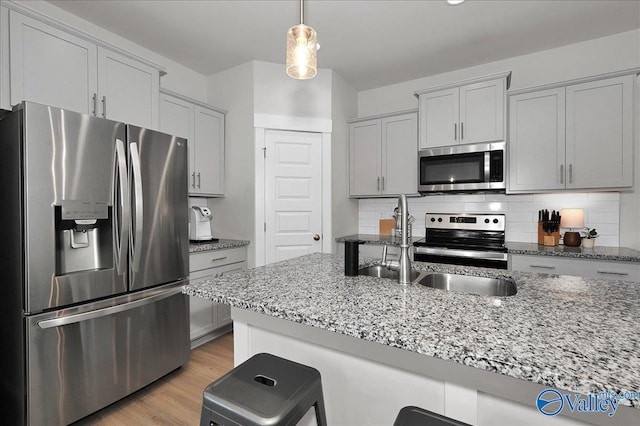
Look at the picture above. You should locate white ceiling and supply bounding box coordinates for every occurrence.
[46,0,640,91]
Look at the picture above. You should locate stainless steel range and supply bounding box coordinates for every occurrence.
[413,213,507,269]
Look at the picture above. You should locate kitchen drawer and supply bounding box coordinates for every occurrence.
[509,254,640,281]
[189,247,246,272]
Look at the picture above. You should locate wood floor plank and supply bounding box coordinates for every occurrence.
[74,332,234,425]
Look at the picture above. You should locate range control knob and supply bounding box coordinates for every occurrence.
[485,218,490,224]
[430,217,436,222]
[437,217,443,222]
[493,218,499,224]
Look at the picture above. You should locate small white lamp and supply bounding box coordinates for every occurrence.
[560,208,584,247]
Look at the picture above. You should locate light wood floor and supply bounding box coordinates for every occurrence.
[75,332,234,426]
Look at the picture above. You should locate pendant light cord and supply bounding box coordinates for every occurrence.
[300,0,304,24]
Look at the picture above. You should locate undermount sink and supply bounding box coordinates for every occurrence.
[359,265,517,297]
[417,273,517,297]
[358,265,420,281]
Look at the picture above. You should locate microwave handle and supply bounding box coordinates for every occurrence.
[484,151,491,182]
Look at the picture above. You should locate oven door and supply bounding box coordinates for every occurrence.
[418,142,505,193]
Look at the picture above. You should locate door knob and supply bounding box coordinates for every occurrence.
[313,234,320,241]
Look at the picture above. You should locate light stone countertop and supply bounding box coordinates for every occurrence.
[336,234,640,262]
[183,252,640,409]
[189,239,250,254]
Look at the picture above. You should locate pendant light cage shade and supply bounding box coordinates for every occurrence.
[286,23,317,79]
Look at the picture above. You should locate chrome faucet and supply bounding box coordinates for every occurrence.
[380,194,413,284]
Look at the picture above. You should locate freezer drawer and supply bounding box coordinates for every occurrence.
[26,289,190,426]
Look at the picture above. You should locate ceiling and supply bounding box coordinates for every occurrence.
[46,0,640,91]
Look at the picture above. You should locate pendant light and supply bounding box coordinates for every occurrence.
[286,0,317,79]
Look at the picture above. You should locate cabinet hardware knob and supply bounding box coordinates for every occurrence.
[192,172,196,188]
[377,177,380,191]
[560,164,564,184]
[454,123,457,140]
[92,93,97,116]
[461,122,464,140]
[101,96,106,118]
[197,172,201,188]
[210,256,227,262]
[313,234,321,241]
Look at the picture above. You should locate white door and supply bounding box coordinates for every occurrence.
[9,10,97,114]
[419,87,459,148]
[265,130,323,264]
[97,47,159,129]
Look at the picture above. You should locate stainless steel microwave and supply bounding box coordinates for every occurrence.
[418,142,505,193]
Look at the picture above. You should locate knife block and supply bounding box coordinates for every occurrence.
[538,222,559,246]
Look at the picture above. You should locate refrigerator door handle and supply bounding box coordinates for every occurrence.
[113,139,130,275]
[130,142,144,272]
[37,288,183,329]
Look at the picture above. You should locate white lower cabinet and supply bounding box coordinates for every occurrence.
[189,247,247,347]
[509,254,640,281]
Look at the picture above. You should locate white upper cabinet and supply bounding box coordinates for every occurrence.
[160,90,226,196]
[417,72,509,149]
[349,111,417,197]
[565,75,634,189]
[508,87,566,192]
[193,106,225,196]
[9,10,97,114]
[8,9,161,128]
[508,72,635,193]
[97,47,159,129]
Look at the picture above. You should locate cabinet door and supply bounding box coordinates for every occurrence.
[1,7,9,110]
[97,47,159,129]
[9,10,97,114]
[188,268,217,340]
[193,106,225,195]
[566,75,633,189]
[159,94,195,191]
[382,112,418,195]
[508,88,565,192]
[349,119,382,196]
[459,78,505,144]
[419,88,458,148]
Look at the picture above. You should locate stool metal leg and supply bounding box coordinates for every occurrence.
[313,395,327,426]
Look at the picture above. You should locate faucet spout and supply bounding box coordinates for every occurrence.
[392,194,413,284]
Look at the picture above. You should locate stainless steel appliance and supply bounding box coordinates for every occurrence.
[0,102,190,425]
[418,142,505,193]
[190,206,214,241]
[413,213,508,269]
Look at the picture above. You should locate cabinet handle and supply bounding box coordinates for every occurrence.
[529,264,556,270]
[377,177,380,191]
[191,172,196,188]
[461,122,464,140]
[382,176,385,191]
[596,270,629,276]
[454,123,457,140]
[569,164,573,183]
[560,165,564,184]
[92,93,97,116]
[210,256,227,262]
[197,172,201,188]
[101,96,107,118]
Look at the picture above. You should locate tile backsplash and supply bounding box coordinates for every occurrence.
[358,192,620,246]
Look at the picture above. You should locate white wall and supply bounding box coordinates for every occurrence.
[13,0,209,101]
[207,62,256,267]
[331,71,359,246]
[355,29,640,249]
[253,61,331,118]
[359,193,620,247]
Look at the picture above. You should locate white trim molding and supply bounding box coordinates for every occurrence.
[254,113,332,133]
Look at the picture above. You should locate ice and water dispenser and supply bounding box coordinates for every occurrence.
[54,200,113,275]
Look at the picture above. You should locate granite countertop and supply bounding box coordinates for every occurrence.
[189,239,250,253]
[183,253,640,409]
[506,242,640,262]
[337,234,640,262]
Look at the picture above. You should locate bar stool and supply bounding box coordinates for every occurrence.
[200,353,327,426]
[393,406,470,426]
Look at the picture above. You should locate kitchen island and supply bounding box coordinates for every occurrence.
[183,253,640,425]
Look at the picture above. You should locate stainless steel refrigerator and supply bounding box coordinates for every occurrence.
[0,102,190,425]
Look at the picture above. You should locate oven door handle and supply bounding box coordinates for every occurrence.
[414,246,508,261]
